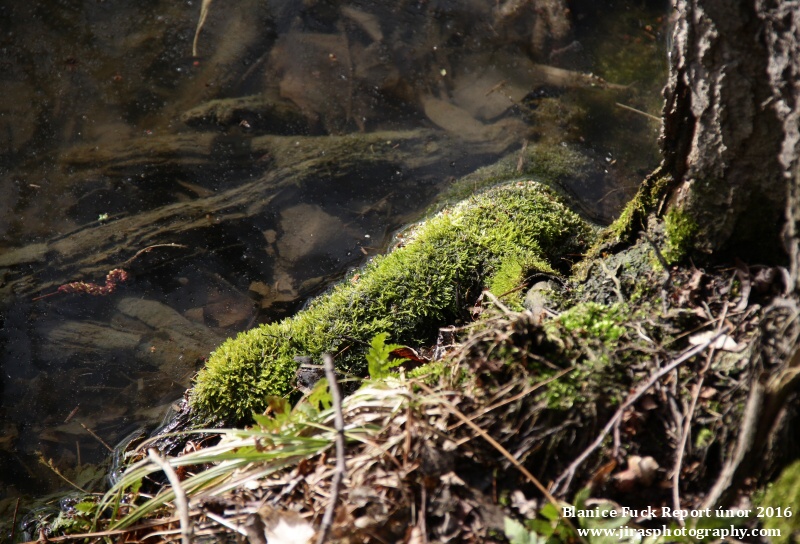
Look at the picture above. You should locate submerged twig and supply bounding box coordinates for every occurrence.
[11,497,19,543]
[120,243,187,267]
[148,449,193,544]
[32,269,129,301]
[315,354,347,544]
[516,138,529,173]
[615,102,660,122]
[80,423,114,452]
[39,456,89,494]
[64,404,80,423]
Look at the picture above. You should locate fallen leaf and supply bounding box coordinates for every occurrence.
[390,346,430,363]
[688,331,743,352]
[510,490,539,518]
[590,458,618,490]
[256,506,315,544]
[341,5,383,42]
[421,96,492,142]
[613,455,659,492]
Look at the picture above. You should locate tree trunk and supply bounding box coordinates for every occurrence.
[660,0,800,507]
[759,1,800,290]
[661,0,799,264]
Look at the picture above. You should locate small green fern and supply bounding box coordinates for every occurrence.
[366,333,407,380]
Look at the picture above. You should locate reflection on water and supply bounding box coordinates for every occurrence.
[0,0,667,501]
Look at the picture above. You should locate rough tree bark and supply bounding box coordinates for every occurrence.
[661,0,799,263]
[760,1,800,290]
[659,0,800,507]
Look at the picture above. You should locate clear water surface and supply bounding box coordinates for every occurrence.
[0,0,667,502]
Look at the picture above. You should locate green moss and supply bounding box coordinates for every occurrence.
[538,301,632,410]
[488,250,553,309]
[436,140,596,213]
[576,171,671,283]
[556,302,627,344]
[695,428,714,450]
[664,208,699,264]
[191,181,591,423]
[607,172,670,244]
[759,460,800,543]
[407,360,463,386]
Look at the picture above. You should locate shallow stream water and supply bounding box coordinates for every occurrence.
[0,0,667,507]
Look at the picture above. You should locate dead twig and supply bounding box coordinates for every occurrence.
[80,423,114,452]
[207,511,249,536]
[448,366,575,432]
[703,339,800,509]
[672,371,704,525]
[148,448,193,544]
[599,260,625,304]
[11,497,19,543]
[701,377,765,510]
[672,303,726,520]
[415,381,588,544]
[615,102,661,122]
[315,354,347,544]
[482,289,515,316]
[120,243,188,267]
[551,327,730,494]
[39,457,89,494]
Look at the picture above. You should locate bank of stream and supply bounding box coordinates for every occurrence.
[0,0,669,538]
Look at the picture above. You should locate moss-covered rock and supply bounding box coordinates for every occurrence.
[190,181,593,423]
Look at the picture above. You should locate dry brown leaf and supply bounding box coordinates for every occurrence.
[257,506,315,544]
[421,96,492,142]
[613,455,659,492]
[688,331,743,351]
[589,458,618,490]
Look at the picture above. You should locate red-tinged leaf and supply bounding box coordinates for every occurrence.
[389,346,430,363]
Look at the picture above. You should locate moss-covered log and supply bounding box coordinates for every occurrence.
[190,181,592,422]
